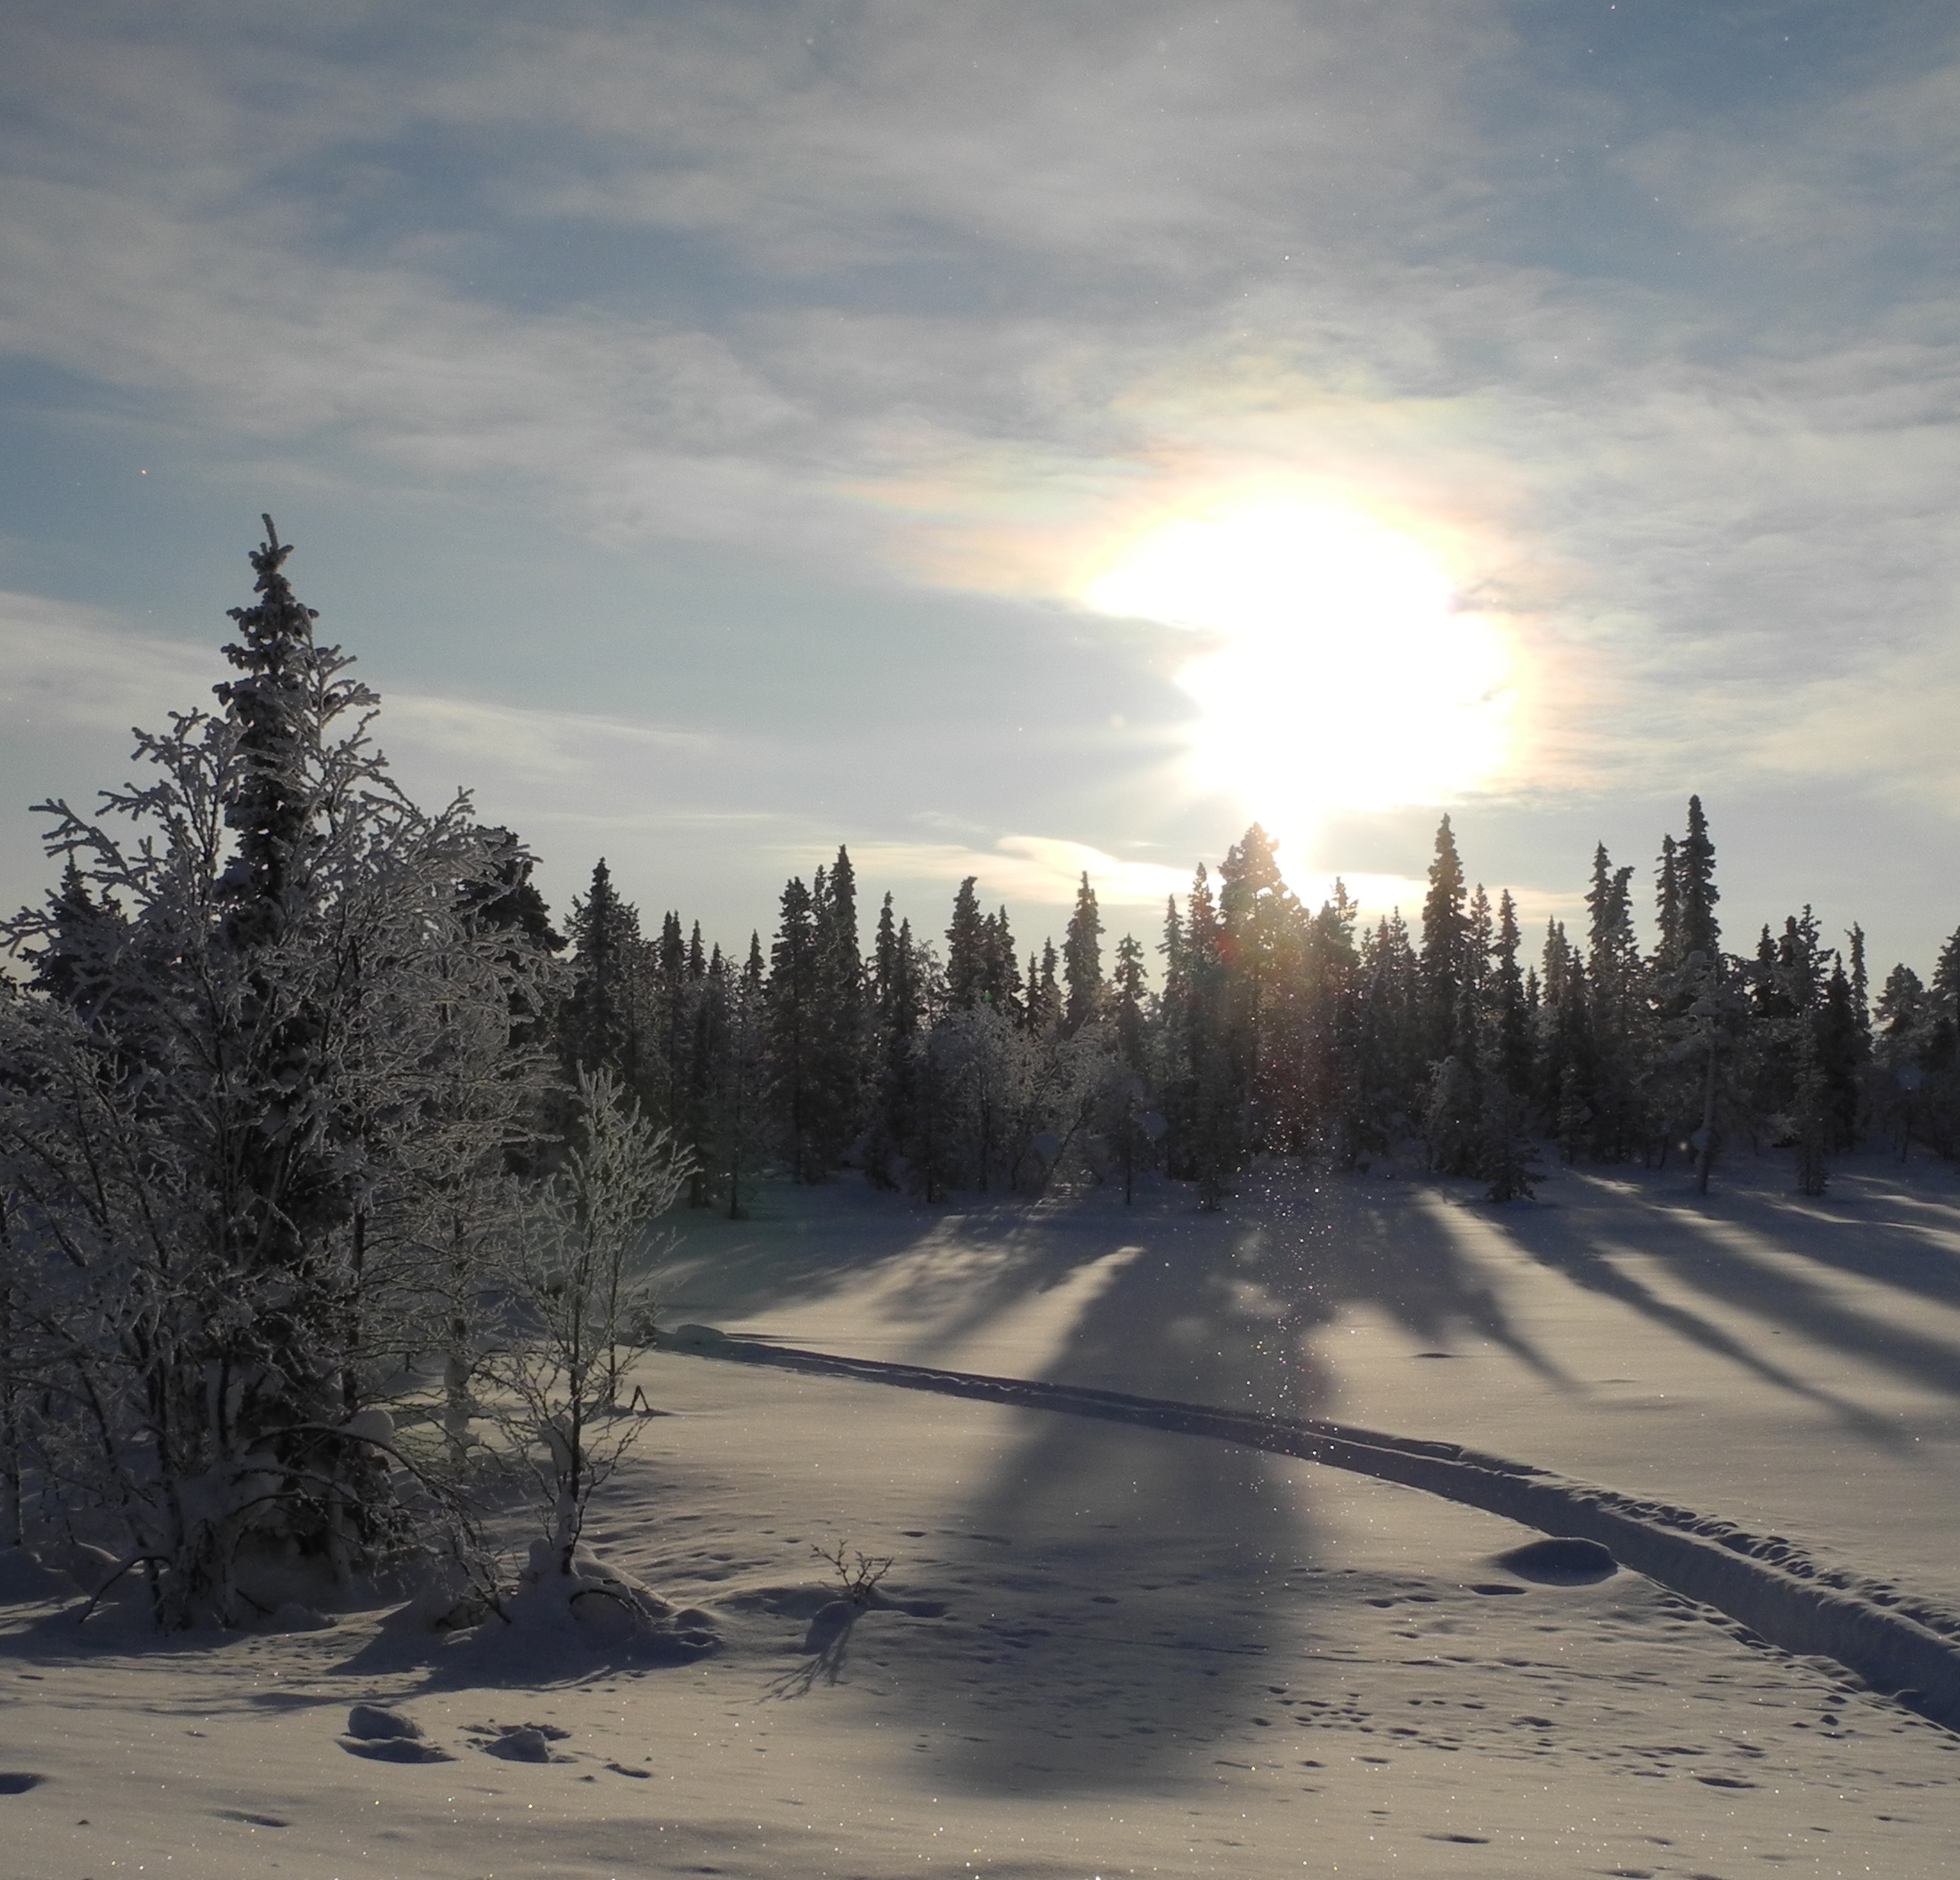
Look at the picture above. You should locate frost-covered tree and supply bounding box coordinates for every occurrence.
[476,1066,689,1572]
[0,518,555,1625]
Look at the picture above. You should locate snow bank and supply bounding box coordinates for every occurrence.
[663,1323,1960,1727]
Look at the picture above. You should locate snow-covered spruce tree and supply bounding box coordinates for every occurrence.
[0,518,553,1626]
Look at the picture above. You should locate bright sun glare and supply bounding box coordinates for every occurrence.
[1082,500,1513,852]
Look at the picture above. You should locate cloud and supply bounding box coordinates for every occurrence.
[844,834,1190,919]
[380,693,709,786]
[1,0,1957,856]
[0,592,229,736]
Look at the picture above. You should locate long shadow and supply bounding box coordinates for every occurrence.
[650,1185,1136,1368]
[885,1210,1330,1795]
[1478,1204,1913,1447]
[1265,1180,1579,1390]
[864,1170,1574,1798]
[1481,1175,1960,1432]
[1565,1170,1960,1406]
[650,1165,1594,1427]
[1708,1182,1960,1317]
[1645,1213,1960,1410]
[647,1180,976,1322]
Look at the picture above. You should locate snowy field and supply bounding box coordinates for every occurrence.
[4,1152,1960,1878]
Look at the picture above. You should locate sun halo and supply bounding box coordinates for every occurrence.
[1081,500,1514,860]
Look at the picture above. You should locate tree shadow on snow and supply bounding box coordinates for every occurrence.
[864,1172,1562,1800]
[1492,1171,1960,1434]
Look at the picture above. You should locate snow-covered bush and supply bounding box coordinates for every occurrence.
[474,1066,690,1576]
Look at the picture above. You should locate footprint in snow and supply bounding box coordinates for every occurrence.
[339,1704,456,1764]
[473,1722,573,1764]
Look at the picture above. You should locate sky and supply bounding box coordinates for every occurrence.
[1,0,1956,978]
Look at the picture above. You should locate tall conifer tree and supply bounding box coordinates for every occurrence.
[1679,796,1721,963]
[767,876,822,1181]
[1062,871,1104,1035]
[945,877,985,1009]
[1420,814,1470,1063]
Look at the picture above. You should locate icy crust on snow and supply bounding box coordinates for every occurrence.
[663,1325,1960,1728]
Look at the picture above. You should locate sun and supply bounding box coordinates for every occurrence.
[1081,498,1513,854]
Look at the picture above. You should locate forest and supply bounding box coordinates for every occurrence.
[1,523,1956,1635]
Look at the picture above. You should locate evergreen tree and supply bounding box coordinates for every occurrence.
[1025,939,1062,1035]
[1932,923,1960,1028]
[1846,924,1871,1048]
[1583,845,1646,1159]
[654,908,689,1130]
[1062,871,1105,1035]
[1678,795,1721,963]
[1218,823,1306,1155]
[809,847,866,1169]
[0,518,549,1622]
[945,877,986,1009]
[767,876,822,1181]
[1491,888,1530,1098]
[562,859,645,1090]
[1181,865,1235,1205]
[872,893,902,1024]
[1818,959,1861,1150]
[1353,911,1423,1158]
[1420,814,1470,1063]
[26,860,126,1020]
[863,913,921,1189]
[1654,835,1683,974]
[710,936,770,1218]
[1299,881,1362,1162]
[1112,933,1149,1072]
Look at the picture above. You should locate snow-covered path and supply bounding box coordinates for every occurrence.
[659,1320,1960,1725]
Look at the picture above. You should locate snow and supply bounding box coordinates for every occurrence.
[4,1152,1959,1876]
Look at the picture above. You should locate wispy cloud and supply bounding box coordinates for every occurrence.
[0,593,227,737]
[1,1,1956,955]
[845,833,1191,919]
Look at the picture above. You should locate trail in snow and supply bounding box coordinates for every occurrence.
[662,1322,1960,1729]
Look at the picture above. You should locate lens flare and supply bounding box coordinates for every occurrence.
[1083,500,1512,848]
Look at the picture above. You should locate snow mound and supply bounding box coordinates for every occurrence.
[266,1600,334,1632]
[800,1598,859,1655]
[1494,1537,1618,1584]
[440,1539,720,1673]
[346,1703,424,1740]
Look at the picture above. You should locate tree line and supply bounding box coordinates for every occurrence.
[562,798,1960,1216]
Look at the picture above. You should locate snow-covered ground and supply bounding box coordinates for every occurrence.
[5,1151,1959,1877]
[661,1150,1960,1614]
